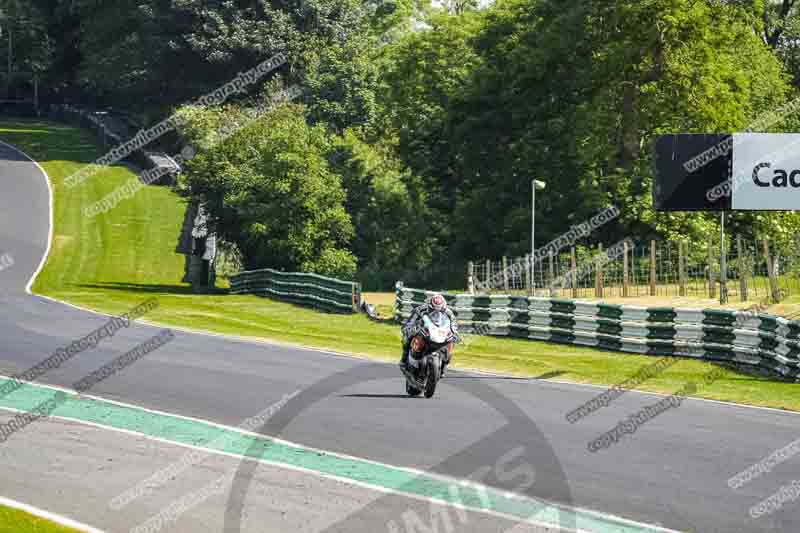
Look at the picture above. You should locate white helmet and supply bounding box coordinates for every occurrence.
[428,293,447,312]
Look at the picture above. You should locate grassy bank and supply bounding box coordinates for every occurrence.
[0,504,82,533]
[0,120,188,295]
[3,118,800,411]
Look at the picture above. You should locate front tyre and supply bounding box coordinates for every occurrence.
[424,357,440,398]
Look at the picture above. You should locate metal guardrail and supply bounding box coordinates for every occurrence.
[395,282,800,381]
[47,104,175,181]
[230,269,361,313]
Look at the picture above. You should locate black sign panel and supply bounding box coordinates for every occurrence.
[653,134,732,211]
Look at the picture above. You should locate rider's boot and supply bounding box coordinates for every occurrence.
[442,350,452,376]
[399,344,410,370]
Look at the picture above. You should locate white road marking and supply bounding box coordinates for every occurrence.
[0,495,107,533]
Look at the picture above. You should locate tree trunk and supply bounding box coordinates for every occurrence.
[619,82,640,173]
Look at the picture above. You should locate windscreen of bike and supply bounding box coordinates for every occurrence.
[423,311,452,344]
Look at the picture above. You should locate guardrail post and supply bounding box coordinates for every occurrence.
[595,243,604,298]
[352,282,362,311]
[678,242,687,297]
[764,238,780,302]
[502,256,509,292]
[468,261,475,294]
[707,237,716,299]
[571,247,578,299]
[485,260,491,293]
[623,240,630,297]
[650,240,656,296]
[548,251,555,297]
[737,235,748,301]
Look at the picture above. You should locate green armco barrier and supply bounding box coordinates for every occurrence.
[702,309,739,327]
[647,308,677,322]
[394,282,800,382]
[597,304,623,320]
[231,269,360,313]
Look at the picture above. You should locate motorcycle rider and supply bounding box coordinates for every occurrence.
[400,293,459,373]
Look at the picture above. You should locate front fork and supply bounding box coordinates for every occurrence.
[401,365,426,390]
[402,343,450,385]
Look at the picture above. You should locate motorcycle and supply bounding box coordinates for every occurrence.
[401,310,457,398]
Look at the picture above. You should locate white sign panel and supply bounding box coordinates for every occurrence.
[732,133,800,210]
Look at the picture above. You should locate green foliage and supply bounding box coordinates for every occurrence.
[176,102,357,279]
[329,129,433,287]
[67,0,420,116]
[301,32,382,132]
[379,0,798,265]
[305,247,358,280]
[0,0,51,95]
[378,11,484,261]
[16,0,800,289]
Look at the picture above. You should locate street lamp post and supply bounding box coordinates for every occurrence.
[531,179,546,296]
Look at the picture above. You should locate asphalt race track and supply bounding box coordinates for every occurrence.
[1,140,800,533]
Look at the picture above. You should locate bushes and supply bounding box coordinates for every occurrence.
[176,101,357,277]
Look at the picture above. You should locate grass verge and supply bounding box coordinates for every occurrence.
[0,504,82,533]
[3,117,800,411]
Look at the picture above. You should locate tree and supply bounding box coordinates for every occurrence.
[379,11,484,255]
[400,0,794,257]
[176,101,357,279]
[328,128,434,288]
[73,0,416,119]
[0,0,50,99]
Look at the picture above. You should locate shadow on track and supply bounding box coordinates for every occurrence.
[339,393,419,399]
[443,370,565,381]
